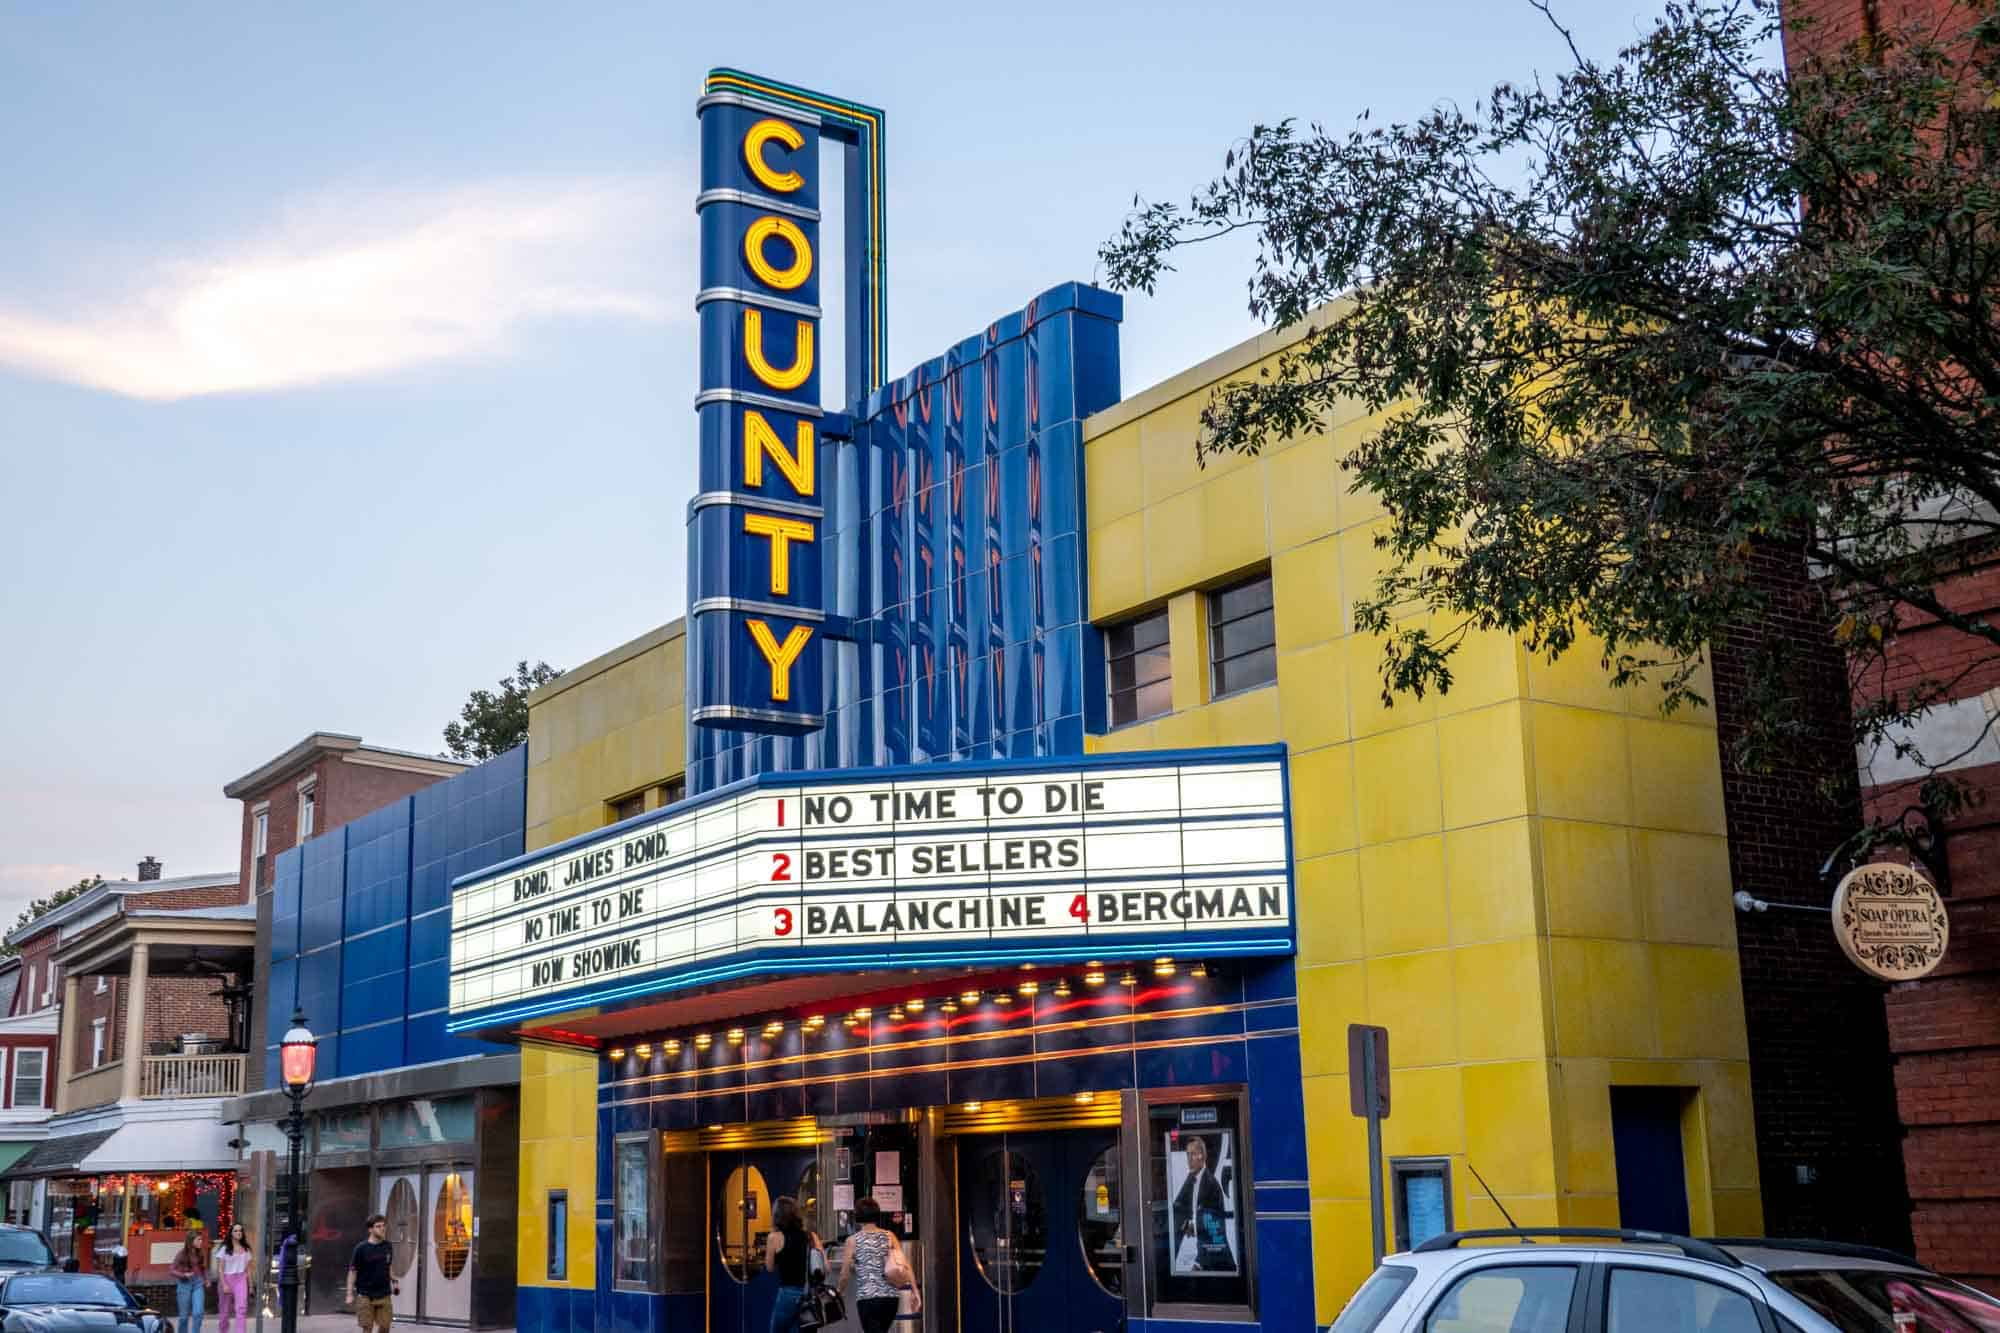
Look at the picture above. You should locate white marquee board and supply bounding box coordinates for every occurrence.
[447,751,1291,1026]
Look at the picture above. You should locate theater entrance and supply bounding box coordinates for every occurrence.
[954,1126,1126,1333]
[709,1147,822,1333]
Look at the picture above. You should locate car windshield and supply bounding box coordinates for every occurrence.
[1772,1269,2000,1333]
[3,1276,129,1307]
[0,1233,53,1268]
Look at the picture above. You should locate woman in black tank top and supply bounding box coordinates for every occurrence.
[764,1195,815,1331]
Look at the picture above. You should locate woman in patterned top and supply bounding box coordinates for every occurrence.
[831,1197,906,1333]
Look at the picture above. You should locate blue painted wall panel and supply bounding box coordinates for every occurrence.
[260,746,524,1081]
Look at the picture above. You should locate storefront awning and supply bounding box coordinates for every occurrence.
[1,1123,235,1180]
[0,1144,34,1175]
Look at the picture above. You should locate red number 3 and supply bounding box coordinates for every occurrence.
[773,907,794,936]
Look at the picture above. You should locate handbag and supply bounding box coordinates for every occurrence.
[808,1282,846,1328]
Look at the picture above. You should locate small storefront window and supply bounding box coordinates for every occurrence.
[1144,1095,1252,1315]
[613,1134,658,1290]
[377,1096,474,1148]
[316,1110,370,1154]
[1392,1158,1453,1252]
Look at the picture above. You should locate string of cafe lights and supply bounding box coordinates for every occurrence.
[604,957,1211,1063]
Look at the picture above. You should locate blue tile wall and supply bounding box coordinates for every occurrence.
[689,282,1122,793]
[262,746,525,1080]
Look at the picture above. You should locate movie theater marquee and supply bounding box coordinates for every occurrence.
[447,749,1292,1025]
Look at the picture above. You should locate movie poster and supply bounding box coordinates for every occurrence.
[1163,1128,1239,1277]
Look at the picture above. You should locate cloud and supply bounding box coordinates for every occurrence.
[0,175,684,400]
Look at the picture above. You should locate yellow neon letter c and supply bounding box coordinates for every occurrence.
[743,308,814,392]
[743,119,805,194]
[744,216,812,291]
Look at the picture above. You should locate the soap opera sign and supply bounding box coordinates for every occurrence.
[687,83,830,734]
[445,748,1294,1028]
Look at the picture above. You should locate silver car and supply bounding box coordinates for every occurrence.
[1330,1228,2000,1333]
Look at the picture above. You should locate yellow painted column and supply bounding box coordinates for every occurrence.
[517,1042,598,1294]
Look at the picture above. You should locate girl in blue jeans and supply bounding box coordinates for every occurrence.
[762,1196,819,1332]
[169,1229,208,1333]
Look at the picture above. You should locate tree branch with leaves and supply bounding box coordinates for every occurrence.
[1101,0,2000,825]
[443,660,563,761]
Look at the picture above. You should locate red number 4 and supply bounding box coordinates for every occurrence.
[1069,893,1090,924]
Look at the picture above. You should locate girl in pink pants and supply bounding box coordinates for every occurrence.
[213,1224,254,1333]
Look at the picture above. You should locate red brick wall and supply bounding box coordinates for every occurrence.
[69,975,235,1080]
[234,756,447,897]
[1782,0,1967,70]
[10,935,58,1019]
[1711,542,1914,1250]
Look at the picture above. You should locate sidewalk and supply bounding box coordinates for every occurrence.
[257,1317,510,1333]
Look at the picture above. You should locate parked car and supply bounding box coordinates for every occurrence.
[0,1273,166,1333]
[1330,1228,2000,1333]
[0,1230,69,1278]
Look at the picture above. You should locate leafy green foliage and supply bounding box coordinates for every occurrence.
[443,660,563,761]
[3,876,102,956]
[1101,0,2000,812]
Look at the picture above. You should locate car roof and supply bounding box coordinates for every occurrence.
[1723,1246,1928,1275]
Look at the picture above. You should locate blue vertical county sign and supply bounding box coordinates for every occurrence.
[689,72,886,736]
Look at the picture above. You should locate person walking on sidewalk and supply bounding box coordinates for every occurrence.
[212,1224,254,1333]
[344,1214,399,1333]
[169,1228,209,1333]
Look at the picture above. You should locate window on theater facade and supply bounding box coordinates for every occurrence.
[1107,608,1172,727]
[10,1049,43,1109]
[547,1191,567,1280]
[663,776,687,806]
[1143,1091,1253,1318]
[1209,572,1275,697]
[610,791,646,823]
[613,1132,660,1290]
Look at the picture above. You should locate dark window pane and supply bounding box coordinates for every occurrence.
[1131,644,1172,687]
[1135,679,1172,721]
[1425,1267,1577,1333]
[1216,648,1276,696]
[1128,610,1170,652]
[1607,1270,1761,1333]
[1212,576,1273,623]
[1213,610,1275,662]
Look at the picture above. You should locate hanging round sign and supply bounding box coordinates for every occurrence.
[1830,861,1950,982]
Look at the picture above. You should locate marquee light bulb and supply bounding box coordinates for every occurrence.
[1053,978,1072,998]
[993,991,1013,1005]
[1191,962,1209,979]
[940,999,959,1015]
[1074,1091,1095,1105]
[664,1039,682,1056]
[634,1043,652,1059]
[1017,980,1039,997]
[853,1007,872,1020]
[1083,969,1105,988]
[694,1033,713,1050]
[888,1006,905,1022]
[727,1028,745,1045]
[963,1101,983,1112]
[763,1021,783,1037]
[960,989,981,1005]
[905,998,925,1012]
[608,1048,626,1061]
[1154,957,1176,978]
[1120,971,1138,988]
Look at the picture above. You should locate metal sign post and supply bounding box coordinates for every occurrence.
[1348,1024,1391,1265]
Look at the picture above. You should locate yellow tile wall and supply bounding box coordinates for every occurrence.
[517,620,689,1293]
[1083,321,1761,1322]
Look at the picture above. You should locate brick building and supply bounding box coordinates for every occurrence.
[0,860,252,1294]
[1777,0,2000,1287]
[0,956,59,1226]
[223,733,464,1089]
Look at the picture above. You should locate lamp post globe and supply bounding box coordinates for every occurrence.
[278,1011,315,1333]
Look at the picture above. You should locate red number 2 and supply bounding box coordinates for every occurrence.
[773,907,794,936]
[771,853,792,882]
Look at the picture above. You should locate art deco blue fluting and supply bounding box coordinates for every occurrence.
[689,282,1121,794]
[262,746,525,1085]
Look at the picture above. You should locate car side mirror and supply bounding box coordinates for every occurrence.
[62,1259,78,1273]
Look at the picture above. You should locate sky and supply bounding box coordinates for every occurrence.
[0,1,1697,918]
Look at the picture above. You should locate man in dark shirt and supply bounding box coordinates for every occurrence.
[345,1214,398,1333]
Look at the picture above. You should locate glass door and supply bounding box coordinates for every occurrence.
[378,1173,421,1322]
[421,1167,474,1324]
[708,1149,819,1333]
[957,1129,1123,1333]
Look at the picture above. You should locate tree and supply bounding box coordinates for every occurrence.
[1101,0,2000,831]
[3,875,102,957]
[443,660,563,761]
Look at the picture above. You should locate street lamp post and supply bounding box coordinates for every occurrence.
[278,1012,317,1333]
